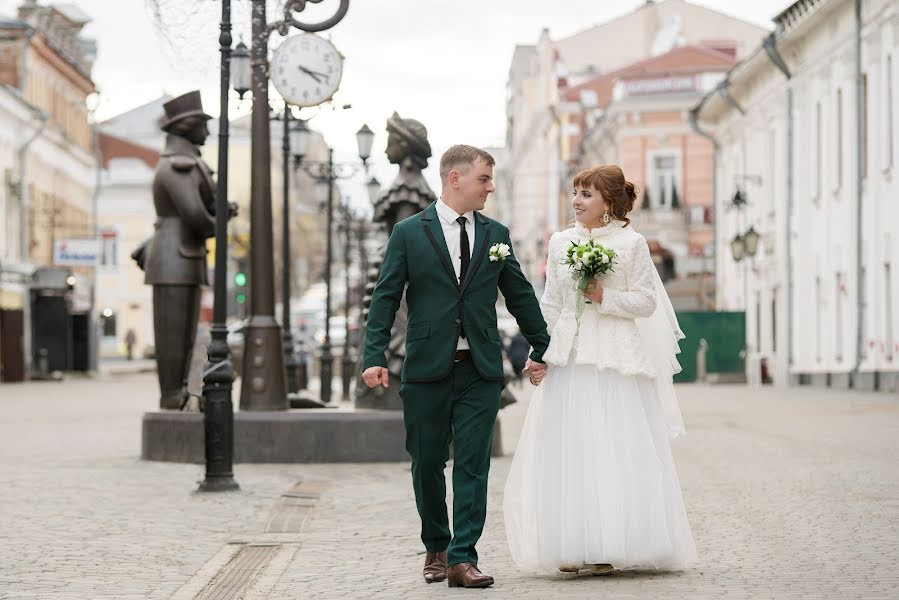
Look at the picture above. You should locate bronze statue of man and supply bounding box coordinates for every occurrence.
[356,112,436,409]
[140,91,220,409]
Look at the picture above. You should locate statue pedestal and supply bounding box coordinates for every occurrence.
[141,408,503,463]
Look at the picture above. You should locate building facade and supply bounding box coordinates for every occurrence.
[570,45,736,309]
[695,0,898,391]
[0,1,97,380]
[504,0,767,289]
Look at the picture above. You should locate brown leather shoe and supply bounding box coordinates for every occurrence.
[589,563,614,575]
[423,551,448,583]
[447,562,494,588]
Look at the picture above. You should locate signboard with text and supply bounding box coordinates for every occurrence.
[53,239,101,267]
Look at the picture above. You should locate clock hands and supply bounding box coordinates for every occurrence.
[298,65,329,84]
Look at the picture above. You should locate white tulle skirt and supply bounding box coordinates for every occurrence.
[503,361,697,573]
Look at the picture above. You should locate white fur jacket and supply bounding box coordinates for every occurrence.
[540,219,659,378]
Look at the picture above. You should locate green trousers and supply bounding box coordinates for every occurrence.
[400,356,502,567]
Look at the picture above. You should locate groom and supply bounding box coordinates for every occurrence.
[362,145,549,588]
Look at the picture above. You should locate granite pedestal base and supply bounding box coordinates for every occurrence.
[141,409,504,463]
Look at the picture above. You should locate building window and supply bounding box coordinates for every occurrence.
[835,272,843,362]
[815,101,822,202]
[99,228,118,268]
[886,55,894,170]
[756,292,762,353]
[887,262,894,362]
[836,88,843,190]
[815,275,822,363]
[862,73,868,179]
[648,153,681,210]
[860,265,867,360]
[772,288,778,354]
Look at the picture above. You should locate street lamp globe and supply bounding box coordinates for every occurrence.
[730,233,745,263]
[290,118,311,162]
[356,123,374,164]
[366,175,381,205]
[743,226,761,258]
[230,41,251,99]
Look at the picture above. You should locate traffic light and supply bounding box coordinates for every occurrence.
[235,271,247,304]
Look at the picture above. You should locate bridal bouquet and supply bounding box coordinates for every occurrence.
[563,239,617,318]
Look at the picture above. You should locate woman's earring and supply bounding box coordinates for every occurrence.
[603,211,611,225]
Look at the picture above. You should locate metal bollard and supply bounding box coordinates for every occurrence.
[697,338,709,383]
[37,347,50,380]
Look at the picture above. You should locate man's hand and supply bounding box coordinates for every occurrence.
[362,366,390,389]
[523,359,547,386]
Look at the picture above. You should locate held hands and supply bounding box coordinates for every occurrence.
[362,366,390,388]
[523,359,547,387]
[583,281,604,304]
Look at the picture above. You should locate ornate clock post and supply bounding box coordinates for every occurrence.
[240,0,350,411]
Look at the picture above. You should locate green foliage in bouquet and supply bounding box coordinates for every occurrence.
[562,239,617,319]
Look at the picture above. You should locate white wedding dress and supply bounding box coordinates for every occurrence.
[504,220,697,573]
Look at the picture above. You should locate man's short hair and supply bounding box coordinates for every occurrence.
[439,145,495,184]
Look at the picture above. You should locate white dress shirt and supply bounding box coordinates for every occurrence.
[435,199,474,350]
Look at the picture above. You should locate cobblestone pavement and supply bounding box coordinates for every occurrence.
[1,375,897,599]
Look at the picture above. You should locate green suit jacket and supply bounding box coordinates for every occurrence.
[363,202,550,383]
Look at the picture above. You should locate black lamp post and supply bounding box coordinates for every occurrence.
[199,0,239,493]
[340,201,354,400]
[272,106,301,394]
[239,0,350,411]
[294,123,374,404]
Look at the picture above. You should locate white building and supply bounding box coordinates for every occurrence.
[695,0,898,391]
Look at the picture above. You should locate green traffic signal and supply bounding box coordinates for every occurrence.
[235,272,247,286]
[236,293,246,304]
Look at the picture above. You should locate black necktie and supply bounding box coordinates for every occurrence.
[457,216,470,285]
[457,216,470,338]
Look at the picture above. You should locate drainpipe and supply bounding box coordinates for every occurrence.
[18,26,35,96]
[17,110,48,261]
[16,108,48,379]
[716,79,746,116]
[15,24,39,261]
[852,0,864,384]
[688,106,718,310]
[762,32,794,384]
[89,108,102,374]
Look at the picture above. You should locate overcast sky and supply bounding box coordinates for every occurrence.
[1,0,790,204]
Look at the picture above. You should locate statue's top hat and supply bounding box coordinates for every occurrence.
[159,91,212,129]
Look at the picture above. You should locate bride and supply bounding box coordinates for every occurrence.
[504,164,697,574]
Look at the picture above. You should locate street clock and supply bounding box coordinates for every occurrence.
[271,34,344,107]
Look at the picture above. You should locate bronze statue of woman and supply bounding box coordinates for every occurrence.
[356,112,436,409]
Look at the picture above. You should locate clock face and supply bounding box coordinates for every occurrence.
[271,34,344,107]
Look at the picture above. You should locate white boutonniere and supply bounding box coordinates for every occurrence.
[488,242,511,262]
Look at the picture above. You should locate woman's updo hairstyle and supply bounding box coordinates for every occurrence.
[572,164,639,227]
